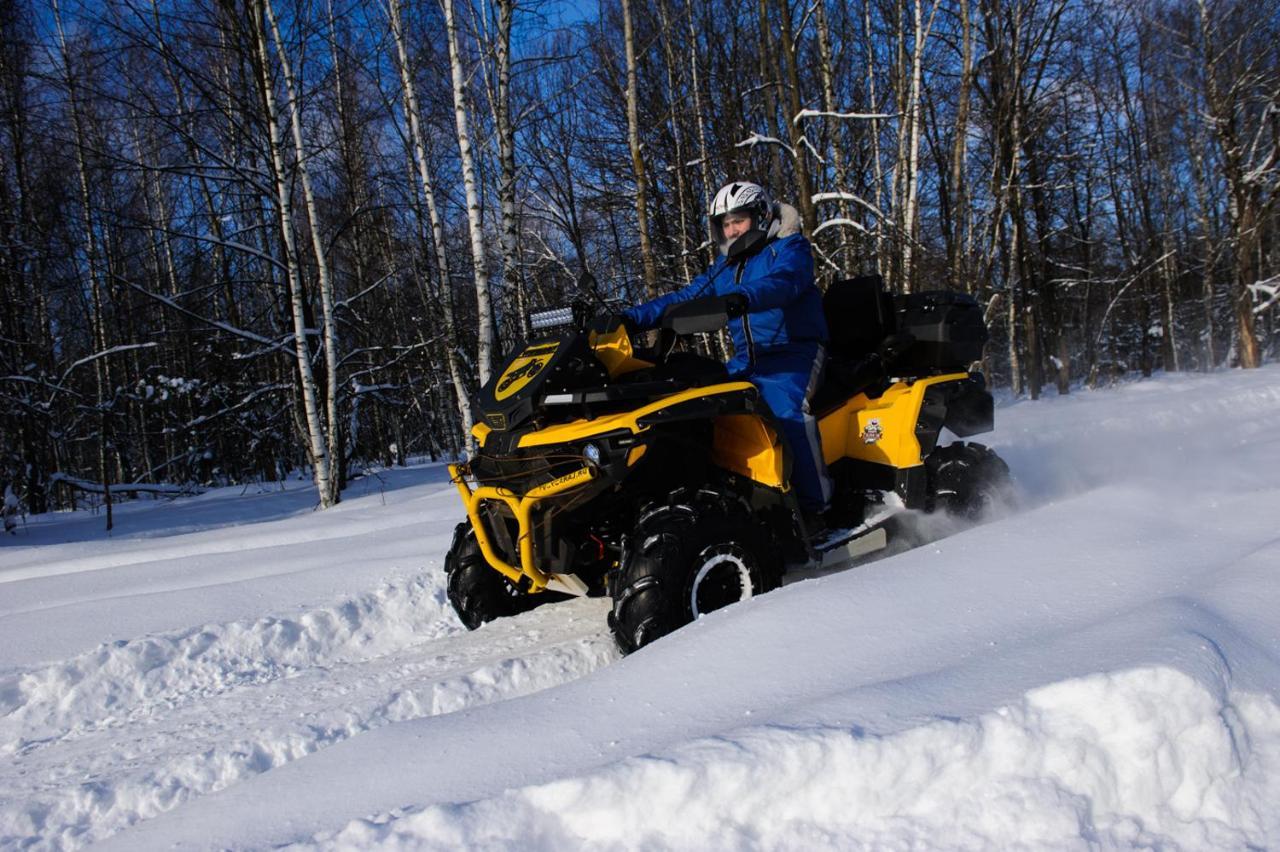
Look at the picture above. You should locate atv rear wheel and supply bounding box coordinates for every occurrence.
[608,490,781,654]
[445,521,560,629]
[925,442,1012,520]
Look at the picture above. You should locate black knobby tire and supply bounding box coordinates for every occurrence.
[925,442,1013,520]
[444,521,549,630]
[608,490,781,654]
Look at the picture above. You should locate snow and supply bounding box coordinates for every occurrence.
[4,366,1280,849]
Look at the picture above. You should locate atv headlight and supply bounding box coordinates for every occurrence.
[582,442,602,467]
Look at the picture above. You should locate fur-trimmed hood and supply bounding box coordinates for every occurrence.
[768,202,803,239]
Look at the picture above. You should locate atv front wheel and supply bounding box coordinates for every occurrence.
[609,490,781,654]
[445,521,560,629]
[925,442,1013,520]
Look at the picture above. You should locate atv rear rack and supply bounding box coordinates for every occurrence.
[448,462,597,593]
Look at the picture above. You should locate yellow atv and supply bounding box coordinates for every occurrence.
[445,275,1009,653]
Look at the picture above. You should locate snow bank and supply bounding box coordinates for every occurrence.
[0,592,617,849]
[0,574,457,754]
[312,667,1280,851]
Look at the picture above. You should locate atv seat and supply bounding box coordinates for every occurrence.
[812,275,897,415]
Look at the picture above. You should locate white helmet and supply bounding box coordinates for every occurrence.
[709,181,774,257]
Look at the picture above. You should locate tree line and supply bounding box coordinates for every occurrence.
[1,0,1276,523]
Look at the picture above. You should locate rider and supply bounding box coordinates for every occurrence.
[621,181,832,528]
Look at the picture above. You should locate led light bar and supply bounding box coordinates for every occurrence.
[529,306,574,331]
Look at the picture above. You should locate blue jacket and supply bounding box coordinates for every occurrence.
[624,233,828,375]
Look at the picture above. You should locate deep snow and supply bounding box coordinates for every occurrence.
[3,366,1280,850]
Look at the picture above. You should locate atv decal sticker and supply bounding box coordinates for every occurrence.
[539,466,593,492]
[495,342,560,401]
[861,418,883,444]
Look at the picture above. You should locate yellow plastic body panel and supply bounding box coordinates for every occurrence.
[449,463,597,591]
[816,372,970,469]
[711,414,787,489]
[515,382,757,448]
[587,325,654,378]
[470,421,492,445]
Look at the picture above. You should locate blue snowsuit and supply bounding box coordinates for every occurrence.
[624,233,833,513]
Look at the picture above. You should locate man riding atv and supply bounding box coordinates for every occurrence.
[444,179,1008,654]
[620,181,833,532]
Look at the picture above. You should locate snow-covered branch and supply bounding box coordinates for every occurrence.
[1249,275,1280,314]
[63,344,158,380]
[793,108,898,124]
[812,191,887,221]
[736,133,796,158]
[814,218,870,235]
[47,473,199,497]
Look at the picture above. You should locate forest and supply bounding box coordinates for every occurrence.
[0,0,1276,520]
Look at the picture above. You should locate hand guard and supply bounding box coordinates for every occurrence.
[588,313,634,336]
[724,293,749,319]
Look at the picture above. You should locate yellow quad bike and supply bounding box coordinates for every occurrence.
[445,275,1010,653]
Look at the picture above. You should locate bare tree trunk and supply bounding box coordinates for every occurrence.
[755,0,785,191]
[54,0,113,529]
[947,0,974,290]
[483,0,526,334]
[657,0,693,284]
[686,3,715,268]
[900,0,942,293]
[812,0,845,206]
[865,0,887,278]
[386,0,476,445]
[621,0,659,298]
[248,0,335,506]
[1190,116,1217,368]
[775,0,816,233]
[442,0,497,382]
[263,0,343,504]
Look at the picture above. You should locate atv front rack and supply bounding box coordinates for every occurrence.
[448,462,597,593]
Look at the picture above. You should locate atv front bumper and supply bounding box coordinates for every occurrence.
[448,462,597,592]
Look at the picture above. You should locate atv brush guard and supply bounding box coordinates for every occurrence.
[447,461,597,594]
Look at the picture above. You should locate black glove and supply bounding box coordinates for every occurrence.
[588,312,635,335]
[877,331,916,365]
[724,293,749,319]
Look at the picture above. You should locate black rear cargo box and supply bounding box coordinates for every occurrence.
[893,290,987,371]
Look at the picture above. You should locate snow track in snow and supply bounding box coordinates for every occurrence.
[0,578,616,849]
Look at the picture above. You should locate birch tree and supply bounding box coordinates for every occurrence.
[386,0,475,441]
[442,0,497,383]
[248,0,336,506]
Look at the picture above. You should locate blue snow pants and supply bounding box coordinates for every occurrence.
[734,342,833,514]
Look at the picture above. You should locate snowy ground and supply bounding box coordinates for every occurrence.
[3,366,1280,850]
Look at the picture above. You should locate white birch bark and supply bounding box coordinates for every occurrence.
[386,0,476,444]
[901,0,943,293]
[262,0,343,504]
[247,0,335,506]
[442,0,496,385]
